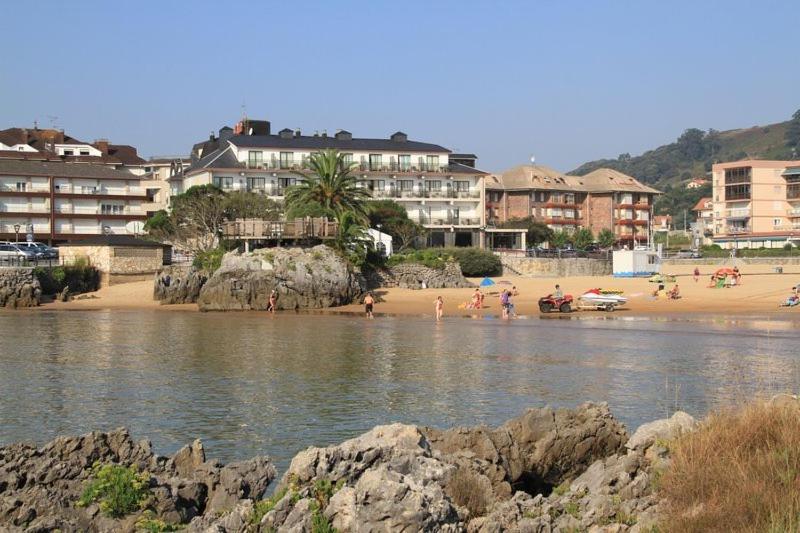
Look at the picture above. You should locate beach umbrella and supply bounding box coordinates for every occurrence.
[479,277,496,287]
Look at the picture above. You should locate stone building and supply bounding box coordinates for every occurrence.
[58,234,169,285]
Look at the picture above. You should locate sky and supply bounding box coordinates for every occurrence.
[1,0,798,172]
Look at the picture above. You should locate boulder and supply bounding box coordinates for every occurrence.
[197,246,362,311]
[626,411,696,453]
[0,268,41,308]
[154,265,208,304]
[0,428,275,532]
[381,260,474,289]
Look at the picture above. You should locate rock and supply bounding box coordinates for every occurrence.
[154,265,208,304]
[57,286,71,302]
[769,393,799,408]
[380,260,474,289]
[0,428,274,532]
[626,411,696,453]
[0,268,41,308]
[197,246,362,311]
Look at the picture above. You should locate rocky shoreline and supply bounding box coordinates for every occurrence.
[0,403,697,532]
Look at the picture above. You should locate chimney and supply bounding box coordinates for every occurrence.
[279,128,293,139]
[322,129,328,138]
[335,130,352,141]
[219,126,234,143]
[95,139,109,155]
[209,132,216,141]
[390,131,408,142]
[294,129,302,137]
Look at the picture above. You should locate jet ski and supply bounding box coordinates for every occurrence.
[578,288,627,311]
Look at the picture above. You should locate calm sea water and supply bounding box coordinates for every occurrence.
[1,310,798,472]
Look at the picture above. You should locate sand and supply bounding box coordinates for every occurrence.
[34,262,800,318]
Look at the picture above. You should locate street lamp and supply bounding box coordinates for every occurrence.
[13,223,20,243]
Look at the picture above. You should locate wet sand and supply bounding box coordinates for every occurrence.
[35,262,800,319]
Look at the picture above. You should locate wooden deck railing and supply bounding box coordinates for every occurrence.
[221,218,338,240]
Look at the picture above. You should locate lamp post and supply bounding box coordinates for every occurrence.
[13,223,20,243]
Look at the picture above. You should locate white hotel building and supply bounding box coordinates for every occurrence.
[179,120,487,247]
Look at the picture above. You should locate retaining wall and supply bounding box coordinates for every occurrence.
[500,256,612,277]
[0,267,41,308]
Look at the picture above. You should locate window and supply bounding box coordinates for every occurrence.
[63,150,74,156]
[212,176,234,189]
[15,182,26,191]
[279,152,293,169]
[248,151,264,168]
[278,177,296,188]
[247,177,266,190]
[100,204,124,215]
[80,150,90,156]
[454,180,470,192]
[399,154,411,171]
[564,193,575,204]
[426,155,439,171]
[724,167,751,185]
[774,218,782,226]
[342,153,354,166]
[425,180,442,191]
[398,180,414,191]
[369,154,382,171]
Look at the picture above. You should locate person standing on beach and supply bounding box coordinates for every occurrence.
[434,296,444,321]
[693,267,700,283]
[267,289,277,313]
[364,292,375,319]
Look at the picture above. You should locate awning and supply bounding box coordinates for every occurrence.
[783,167,800,177]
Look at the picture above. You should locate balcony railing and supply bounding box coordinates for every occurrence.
[0,184,49,193]
[55,206,140,215]
[246,158,463,174]
[415,217,480,226]
[726,208,751,218]
[221,218,338,240]
[788,208,800,217]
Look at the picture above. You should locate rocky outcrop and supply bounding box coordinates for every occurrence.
[0,407,696,532]
[0,428,275,532]
[197,246,362,311]
[377,260,474,290]
[0,268,41,308]
[153,265,208,304]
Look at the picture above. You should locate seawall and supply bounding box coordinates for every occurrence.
[0,267,42,308]
[500,256,612,277]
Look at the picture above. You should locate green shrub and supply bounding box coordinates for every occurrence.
[78,462,151,518]
[447,247,502,277]
[33,264,100,295]
[192,248,226,272]
[135,511,182,532]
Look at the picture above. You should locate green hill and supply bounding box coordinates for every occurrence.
[569,109,800,222]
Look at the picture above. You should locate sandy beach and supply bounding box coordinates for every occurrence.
[33,261,800,319]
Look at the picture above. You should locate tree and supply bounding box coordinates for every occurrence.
[572,227,594,250]
[223,191,280,220]
[498,217,554,246]
[143,210,172,238]
[597,228,616,249]
[285,200,331,220]
[550,230,572,249]
[286,149,370,222]
[333,210,373,267]
[168,185,228,253]
[387,218,425,252]
[786,109,800,154]
[368,199,408,227]
[676,128,707,160]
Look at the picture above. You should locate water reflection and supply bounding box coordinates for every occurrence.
[0,310,798,472]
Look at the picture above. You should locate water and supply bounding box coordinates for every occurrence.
[1,310,798,473]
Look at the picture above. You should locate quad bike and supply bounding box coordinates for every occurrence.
[538,294,574,313]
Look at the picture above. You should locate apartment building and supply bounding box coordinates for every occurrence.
[141,156,190,215]
[711,160,800,248]
[485,165,660,245]
[0,158,147,243]
[178,119,487,247]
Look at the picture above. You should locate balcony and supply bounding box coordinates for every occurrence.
[725,208,751,219]
[55,206,140,216]
[0,205,50,214]
[247,158,464,175]
[0,184,50,194]
[788,208,800,217]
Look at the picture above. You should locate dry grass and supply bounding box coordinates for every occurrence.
[658,400,800,532]
[444,466,491,518]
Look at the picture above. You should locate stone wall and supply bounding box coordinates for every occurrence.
[500,256,612,277]
[0,267,41,308]
[60,245,164,286]
[379,261,474,289]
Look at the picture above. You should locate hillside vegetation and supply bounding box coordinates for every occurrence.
[570,109,800,222]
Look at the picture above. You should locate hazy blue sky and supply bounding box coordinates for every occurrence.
[1,1,798,172]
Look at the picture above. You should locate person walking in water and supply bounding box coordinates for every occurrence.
[364,292,375,319]
[500,289,510,319]
[267,289,278,313]
[434,296,444,321]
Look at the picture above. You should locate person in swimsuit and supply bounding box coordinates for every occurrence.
[267,289,277,313]
[435,296,444,321]
[364,292,375,319]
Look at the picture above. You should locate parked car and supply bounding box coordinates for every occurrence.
[674,249,702,259]
[0,242,40,261]
[15,241,58,259]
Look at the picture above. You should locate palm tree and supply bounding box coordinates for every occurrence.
[285,149,370,222]
[334,210,373,266]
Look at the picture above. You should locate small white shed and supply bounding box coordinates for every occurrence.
[368,229,394,257]
[612,249,661,277]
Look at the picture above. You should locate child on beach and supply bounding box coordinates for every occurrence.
[364,292,375,319]
[693,267,700,282]
[434,296,444,321]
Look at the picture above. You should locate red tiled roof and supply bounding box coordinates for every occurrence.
[692,197,712,211]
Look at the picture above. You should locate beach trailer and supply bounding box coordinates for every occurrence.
[612,249,661,277]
